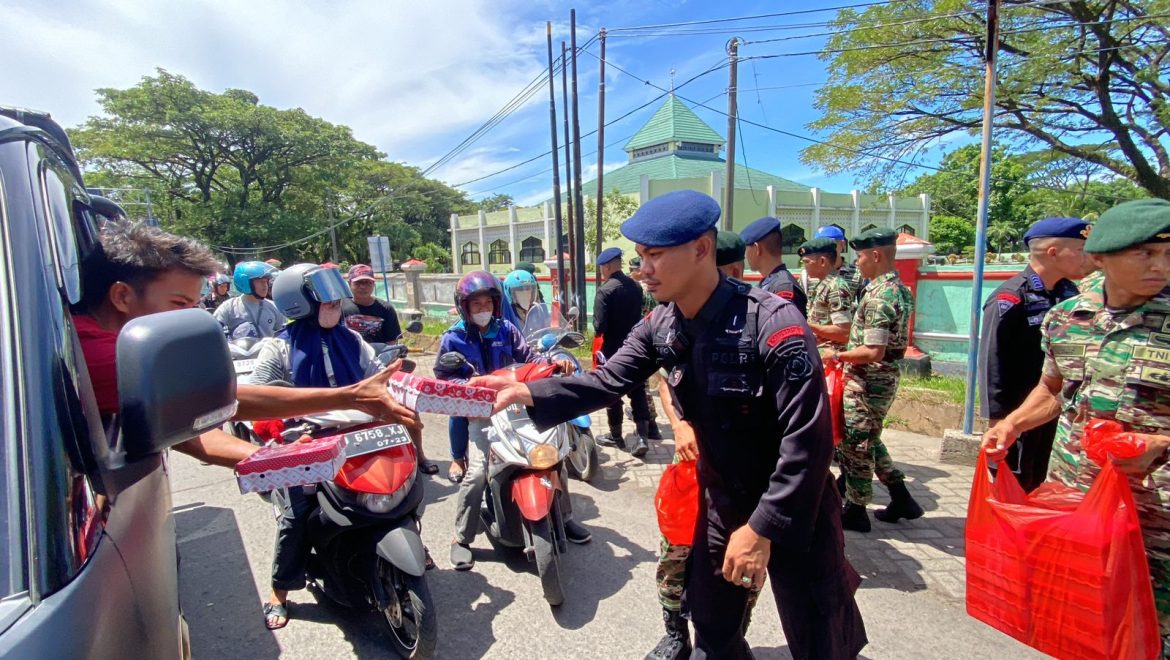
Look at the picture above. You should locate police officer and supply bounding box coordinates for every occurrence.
[475,190,867,659]
[799,238,855,351]
[716,230,747,279]
[978,217,1090,492]
[983,199,1170,648]
[824,228,922,533]
[740,216,808,316]
[594,247,656,456]
[814,225,864,300]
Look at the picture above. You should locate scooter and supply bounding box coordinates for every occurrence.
[436,351,579,606]
[520,304,599,482]
[267,400,436,658]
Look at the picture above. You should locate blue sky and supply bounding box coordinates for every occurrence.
[1,0,945,206]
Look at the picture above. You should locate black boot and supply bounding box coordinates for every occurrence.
[836,471,846,496]
[874,481,925,523]
[645,609,691,660]
[841,501,871,533]
[631,421,650,458]
[647,420,663,441]
[597,429,626,449]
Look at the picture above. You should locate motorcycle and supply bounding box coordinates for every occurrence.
[369,319,425,367]
[265,398,436,658]
[436,350,582,606]
[519,304,599,482]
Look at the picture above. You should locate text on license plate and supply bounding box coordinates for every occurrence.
[234,359,256,374]
[343,425,412,458]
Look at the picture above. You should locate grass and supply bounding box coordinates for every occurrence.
[902,374,966,405]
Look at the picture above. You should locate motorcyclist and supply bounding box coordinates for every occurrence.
[214,261,284,337]
[249,263,434,629]
[434,271,590,570]
[201,273,232,310]
[502,269,550,331]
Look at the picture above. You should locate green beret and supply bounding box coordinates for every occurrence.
[1084,199,1170,254]
[516,261,537,274]
[716,230,746,267]
[797,237,838,258]
[629,256,642,269]
[849,227,897,250]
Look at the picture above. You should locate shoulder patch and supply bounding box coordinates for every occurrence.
[776,290,794,300]
[996,293,1021,305]
[766,325,804,347]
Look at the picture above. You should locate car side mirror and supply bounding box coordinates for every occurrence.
[117,309,237,461]
[405,320,424,334]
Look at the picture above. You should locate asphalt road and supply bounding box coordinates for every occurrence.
[171,410,1042,659]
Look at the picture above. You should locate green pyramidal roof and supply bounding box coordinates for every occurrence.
[623,96,725,152]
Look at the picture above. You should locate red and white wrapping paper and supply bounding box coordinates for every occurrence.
[235,436,346,494]
[389,371,496,417]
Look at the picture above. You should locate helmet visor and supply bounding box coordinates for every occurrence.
[305,268,352,303]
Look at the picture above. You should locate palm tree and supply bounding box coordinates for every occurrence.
[986,221,1020,254]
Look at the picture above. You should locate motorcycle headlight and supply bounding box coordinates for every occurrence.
[527,443,559,469]
[359,493,397,513]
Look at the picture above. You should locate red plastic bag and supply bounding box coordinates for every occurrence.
[656,460,700,546]
[1082,418,1147,466]
[824,362,844,447]
[591,335,605,370]
[966,451,1160,659]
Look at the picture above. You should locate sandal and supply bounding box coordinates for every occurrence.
[424,546,436,571]
[448,461,465,483]
[263,602,289,630]
[418,460,439,476]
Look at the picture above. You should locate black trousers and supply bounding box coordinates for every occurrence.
[685,504,868,660]
[605,379,651,436]
[994,418,1058,493]
[272,486,313,591]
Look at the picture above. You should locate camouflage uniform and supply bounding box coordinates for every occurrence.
[808,270,856,351]
[656,455,762,614]
[1041,288,1170,634]
[839,261,865,301]
[1079,269,1105,294]
[840,270,914,506]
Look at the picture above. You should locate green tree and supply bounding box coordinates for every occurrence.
[805,0,1170,199]
[584,188,639,255]
[476,193,514,213]
[986,221,1020,253]
[896,144,1034,233]
[928,214,977,255]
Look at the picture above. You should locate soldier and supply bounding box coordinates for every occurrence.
[799,237,855,351]
[716,230,747,279]
[593,246,655,457]
[978,217,1090,492]
[814,225,864,300]
[474,190,867,659]
[740,216,808,316]
[983,198,1170,647]
[824,228,923,533]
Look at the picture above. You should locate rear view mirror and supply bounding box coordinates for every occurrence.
[566,307,580,321]
[559,332,585,349]
[118,309,237,461]
[438,351,468,369]
[405,320,424,334]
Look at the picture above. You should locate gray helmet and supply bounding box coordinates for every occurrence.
[272,263,353,320]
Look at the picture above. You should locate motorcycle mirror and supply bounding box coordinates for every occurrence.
[398,359,417,373]
[558,332,585,349]
[566,306,580,321]
[405,319,424,334]
[438,351,469,369]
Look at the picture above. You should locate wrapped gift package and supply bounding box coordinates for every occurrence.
[235,436,346,494]
[389,371,496,417]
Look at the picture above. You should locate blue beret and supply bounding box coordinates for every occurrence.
[814,225,846,241]
[596,246,622,266]
[621,190,721,247]
[739,216,780,245]
[1023,217,1091,246]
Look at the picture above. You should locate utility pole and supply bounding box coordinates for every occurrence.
[546,22,567,310]
[962,0,1001,434]
[723,38,740,231]
[594,27,606,265]
[570,8,587,332]
[326,188,340,263]
[561,42,576,310]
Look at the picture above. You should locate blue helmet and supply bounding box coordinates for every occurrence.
[233,261,277,296]
[502,269,537,296]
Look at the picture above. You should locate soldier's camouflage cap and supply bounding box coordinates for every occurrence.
[849,227,897,250]
[716,230,746,266]
[797,237,838,258]
[1084,199,1170,254]
[621,190,721,247]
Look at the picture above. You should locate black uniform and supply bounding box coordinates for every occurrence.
[530,277,866,659]
[593,270,653,437]
[759,263,808,317]
[978,265,1078,491]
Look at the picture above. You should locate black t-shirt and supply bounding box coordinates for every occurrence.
[341,298,402,344]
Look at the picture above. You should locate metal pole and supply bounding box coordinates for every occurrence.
[570,9,588,332]
[561,42,576,310]
[546,23,567,310]
[594,27,606,264]
[377,239,391,302]
[327,188,340,263]
[962,0,1000,434]
[723,38,740,231]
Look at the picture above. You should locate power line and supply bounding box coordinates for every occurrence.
[605,0,915,33]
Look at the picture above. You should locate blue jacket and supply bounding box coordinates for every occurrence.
[434,318,544,383]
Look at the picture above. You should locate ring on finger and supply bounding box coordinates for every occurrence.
[739,575,752,586]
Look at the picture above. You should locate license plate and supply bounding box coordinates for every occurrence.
[234,359,256,374]
[342,424,412,458]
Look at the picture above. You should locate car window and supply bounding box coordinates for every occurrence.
[0,171,25,598]
[38,162,83,305]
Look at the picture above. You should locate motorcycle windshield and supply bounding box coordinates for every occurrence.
[521,303,566,345]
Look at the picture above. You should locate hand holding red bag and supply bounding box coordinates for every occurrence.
[656,460,700,546]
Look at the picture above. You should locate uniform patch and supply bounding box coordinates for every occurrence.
[1148,333,1170,348]
[996,292,1021,313]
[1050,343,1086,358]
[1027,314,1045,326]
[1139,366,1170,388]
[766,325,804,347]
[775,342,814,382]
[1160,316,1170,334]
[776,290,795,300]
[1133,345,1170,365]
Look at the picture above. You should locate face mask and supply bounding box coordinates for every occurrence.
[513,289,535,310]
[471,311,493,328]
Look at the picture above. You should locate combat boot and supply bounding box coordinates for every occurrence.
[631,421,651,458]
[645,609,691,660]
[597,428,626,450]
[647,420,663,441]
[874,482,925,523]
[841,501,871,533]
[836,471,846,496]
